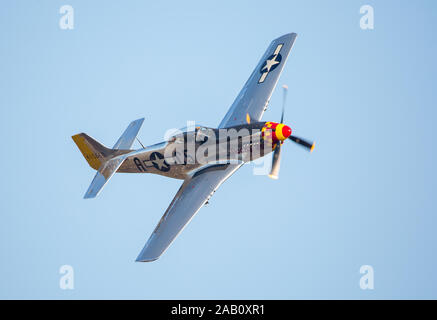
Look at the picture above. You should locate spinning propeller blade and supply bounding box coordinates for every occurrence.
[289,136,315,152]
[269,143,282,179]
[280,84,288,123]
[268,84,315,179]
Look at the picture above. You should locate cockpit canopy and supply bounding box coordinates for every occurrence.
[166,125,213,141]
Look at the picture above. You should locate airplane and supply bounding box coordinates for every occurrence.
[72,33,314,262]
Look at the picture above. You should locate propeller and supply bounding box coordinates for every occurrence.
[289,135,315,152]
[268,84,315,179]
[268,143,282,180]
[280,85,287,123]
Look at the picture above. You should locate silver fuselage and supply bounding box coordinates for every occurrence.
[117,122,274,179]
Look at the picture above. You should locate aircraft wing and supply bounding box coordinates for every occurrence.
[218,33,297,128]
[136,163,243,262]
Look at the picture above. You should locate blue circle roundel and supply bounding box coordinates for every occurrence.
[150,152,170,172]
[259,53,282,75]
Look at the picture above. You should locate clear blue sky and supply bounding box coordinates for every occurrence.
[1,0,436,299]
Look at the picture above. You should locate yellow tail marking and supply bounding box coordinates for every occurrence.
[72,134,102,170]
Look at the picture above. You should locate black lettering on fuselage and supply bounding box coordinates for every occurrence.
[133,157,145,172]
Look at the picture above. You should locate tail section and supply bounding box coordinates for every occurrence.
[72,118,145,198]
[72,133,112,170]
[113,118,144,150]
[83,155,129,198]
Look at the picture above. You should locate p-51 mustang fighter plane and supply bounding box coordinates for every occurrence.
[72,33,314,262]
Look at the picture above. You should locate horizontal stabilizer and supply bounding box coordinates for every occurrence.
[73,118,144,199]
[113,118,145,150]
[84,155,129,199]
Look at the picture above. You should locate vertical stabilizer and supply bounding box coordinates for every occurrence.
[72,118,145,198]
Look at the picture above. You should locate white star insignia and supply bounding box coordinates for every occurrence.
[151,154,167,170]
[262,55,280,73]
[258,43,284,83]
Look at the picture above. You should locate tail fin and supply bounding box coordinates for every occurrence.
[72,118,145,198]
[72,133,112,170]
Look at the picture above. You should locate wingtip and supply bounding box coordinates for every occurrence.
[284,32,298,38]
[133,117,145,124]
[135,245,161,262]
[135,256,159,263]
[273,32,297,43]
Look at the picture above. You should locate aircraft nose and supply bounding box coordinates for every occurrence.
[282,125,292,139]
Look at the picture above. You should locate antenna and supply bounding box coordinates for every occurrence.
[136,137,146,149]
